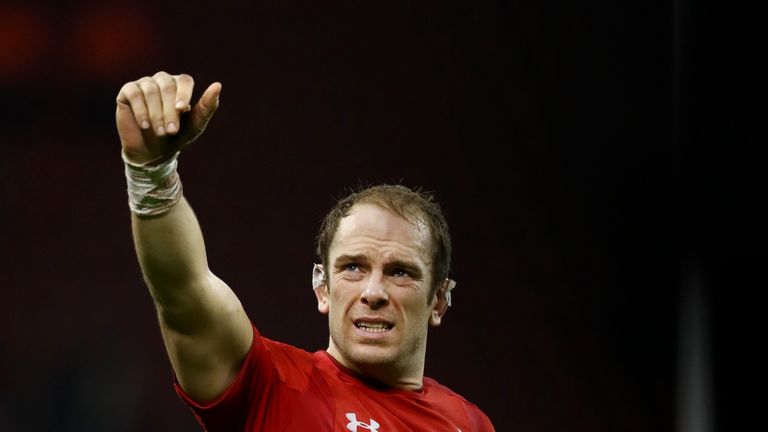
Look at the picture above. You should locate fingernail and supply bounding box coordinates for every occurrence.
[141,120,150,129]
[176,100,186,109]
[156,126,166,136]
[166,122,177,133]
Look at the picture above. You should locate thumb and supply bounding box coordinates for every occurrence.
[188,82,222,135]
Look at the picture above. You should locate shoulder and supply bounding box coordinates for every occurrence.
[261,335,315,361]
[258,335,317,386]
[424,377,495,430]
[423,376,472,404]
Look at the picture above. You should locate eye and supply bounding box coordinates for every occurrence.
[342,263,361,272]
[338,262,365,281]
[392,268,411,278]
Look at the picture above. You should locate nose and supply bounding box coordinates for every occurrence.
[360,273,389,309]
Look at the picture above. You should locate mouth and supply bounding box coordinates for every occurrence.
[354,319,394,334]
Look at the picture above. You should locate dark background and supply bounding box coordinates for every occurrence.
[1,1,758,431]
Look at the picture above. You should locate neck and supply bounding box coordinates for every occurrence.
[326,342,426,391]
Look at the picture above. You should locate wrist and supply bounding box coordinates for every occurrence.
[123,150,183,216]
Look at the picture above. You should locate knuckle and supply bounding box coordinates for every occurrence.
[117,82,136,99]
[119,84,147,106]
[158,79,176,92]
[140,82,160,96]
[177,73,194,85]
[153,70,169,79]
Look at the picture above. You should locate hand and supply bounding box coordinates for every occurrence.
[116,71,221,164]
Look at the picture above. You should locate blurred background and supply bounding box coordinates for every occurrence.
[1,0,758,431]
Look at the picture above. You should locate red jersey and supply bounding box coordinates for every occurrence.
[175,325,495,431]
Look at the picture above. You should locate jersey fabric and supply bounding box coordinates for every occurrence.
[174,324,495,431]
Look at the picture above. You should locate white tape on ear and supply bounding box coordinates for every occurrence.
[312,264,326,290]
[445,279,456,307]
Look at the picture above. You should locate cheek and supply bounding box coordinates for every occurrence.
[328,288,353,317]
[329,289,347,308]
[330,281,359,303]
[398,295,431,320]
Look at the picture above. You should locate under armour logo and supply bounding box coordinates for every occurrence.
[346,413,380,431]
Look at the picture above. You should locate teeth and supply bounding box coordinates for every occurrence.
[356,322,392,332]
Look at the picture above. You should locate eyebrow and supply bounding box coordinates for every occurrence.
[333,254,369,266]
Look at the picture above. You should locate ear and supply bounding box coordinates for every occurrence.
[315,284,330,314]
[312,263,329,314]
[429,278,454,327]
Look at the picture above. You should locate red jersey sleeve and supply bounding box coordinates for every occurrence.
[173,323,318,432]
[465,403,496,431]
[173,324,268,431]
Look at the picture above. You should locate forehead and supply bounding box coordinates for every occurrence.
[330,203,431,262]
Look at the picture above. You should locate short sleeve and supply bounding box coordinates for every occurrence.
[173,323,271,432]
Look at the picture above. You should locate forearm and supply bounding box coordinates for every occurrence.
[131,196,210,308]
[132,194,252,395]
[121,146,214,321]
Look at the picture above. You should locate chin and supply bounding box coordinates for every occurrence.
[347,344,399,367]
[331,334,398,368]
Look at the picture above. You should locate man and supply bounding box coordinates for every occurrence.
[116,71,495,431]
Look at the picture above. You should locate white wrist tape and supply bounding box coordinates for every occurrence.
[122,150,183,216]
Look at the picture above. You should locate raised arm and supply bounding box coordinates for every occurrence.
[116,71,252,402]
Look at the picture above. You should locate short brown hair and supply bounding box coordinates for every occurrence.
[315,184,452,297]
